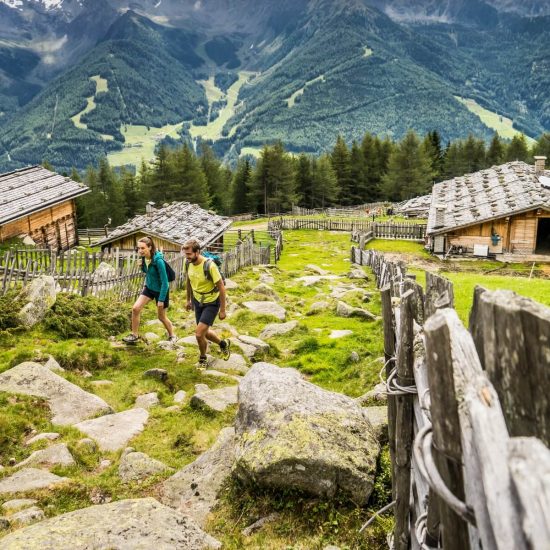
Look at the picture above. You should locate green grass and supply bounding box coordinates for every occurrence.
[0,229,390,547]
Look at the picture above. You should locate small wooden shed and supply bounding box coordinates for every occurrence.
[427,158,550,257]
[0,165,90,250]
[97,201,232,252]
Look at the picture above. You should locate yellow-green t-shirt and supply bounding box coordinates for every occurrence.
[187,258,221,303]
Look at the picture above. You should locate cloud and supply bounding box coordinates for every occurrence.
[194,0,202,10]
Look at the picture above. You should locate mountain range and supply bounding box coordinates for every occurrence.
[0,0,549,171]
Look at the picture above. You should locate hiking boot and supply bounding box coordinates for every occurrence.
[197,356,208,370]
[220,339,231,361]
[167,335,178,343]
[122,333,139,345]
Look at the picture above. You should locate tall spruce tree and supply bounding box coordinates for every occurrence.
[173,144,210,207]
[486,133,505,166]
[506,134,530,162]
[462,134,486,173]
[532,133,550,158]
[330,135,353,205]
[349,141,366,204]
[295,153,314,208]
[231,158,252,214]
[200,142,224,212]
[312,155,338,208]
[381,130,434,201]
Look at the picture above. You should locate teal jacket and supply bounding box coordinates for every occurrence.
[142,251,169,302]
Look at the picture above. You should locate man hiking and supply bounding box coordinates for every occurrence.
[182,238,230,368]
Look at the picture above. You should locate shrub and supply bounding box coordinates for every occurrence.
[44,294,128,339]
[0,290,25,332]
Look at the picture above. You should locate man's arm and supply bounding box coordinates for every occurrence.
[216,279,226,320]
[186,270,193,310]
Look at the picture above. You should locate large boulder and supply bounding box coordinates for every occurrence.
[260,321,299,340]
[16,276,57,327]
[0,362,112,426]
[119,451,173,483]
[191,386,238,413]
[161,427,236,527]
[0,468,69,495]
[0,498,221,549]
[234,363,380,503]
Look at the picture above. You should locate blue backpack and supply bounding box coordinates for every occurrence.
[202,251,225,284]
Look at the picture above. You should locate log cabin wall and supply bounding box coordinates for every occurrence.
[0,200,78,250]
[444,209,550,254]
[103,233,181,253]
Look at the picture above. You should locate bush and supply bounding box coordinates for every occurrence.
[0,290,25,332]
[44,294,128,339]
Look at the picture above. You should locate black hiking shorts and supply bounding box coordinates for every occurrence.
[193,297,220,326]
[141,286,170,308]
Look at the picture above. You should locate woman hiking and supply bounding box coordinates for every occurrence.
[122,236,176,344]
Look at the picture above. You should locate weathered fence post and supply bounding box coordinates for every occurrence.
[469,288,550,447]
[394,288,416,550]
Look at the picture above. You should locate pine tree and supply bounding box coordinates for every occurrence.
[505,134,530,162]
[295,154,314,208]
[312,155,338,208]
[150,144,173,203]
[70,167,81,182]
[120,167,142,220]
[98,158,125,225]
[462,134,486,173]
[349,141,366,204]
[330,135,353,205]
[486,133,505,166]
[381,130,434,201]
[200,142,224,213]
[231,158,251,214]
[532,133,550,158]
[443,141,467,179]
[173,144,209,207]
[423,131,444,182]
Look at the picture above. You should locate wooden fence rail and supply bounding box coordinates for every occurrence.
[0,237,273,300]
[269,219,426,240]
[351,245,550,549]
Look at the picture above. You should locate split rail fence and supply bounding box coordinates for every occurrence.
[0,236,273,300]
[352,245,550,549]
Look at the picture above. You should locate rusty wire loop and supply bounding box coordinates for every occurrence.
[414,424,476,526]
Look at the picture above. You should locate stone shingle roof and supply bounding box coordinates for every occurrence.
[395,194,432,217]
[0,166,90,225]
[427,161,550,235]
[97,201,232,248]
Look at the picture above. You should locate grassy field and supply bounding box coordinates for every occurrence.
[107,122,184,168]
[71,76,113,141]
[455,96,536,144]
[286,75,325,108]
[189,71,256,142]
[0,229,391,549]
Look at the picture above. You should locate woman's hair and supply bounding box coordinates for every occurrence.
[138,236,156,255]
[182,238,201,253]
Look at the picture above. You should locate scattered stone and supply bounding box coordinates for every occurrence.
[237,335,269,356]
[234,363,380,503]
[122,447,135,456]
[76,438,98,453]
[242,301,286,321]
[347,268,369,280]
[145,319,163,326]
[336,301,376,320]
[296,299,306,307]
[143,332,160,344]
[2,499,38,513]
[74,409,149,452]
[165,405,180,412]
[323,546,342,550]
[242,512,281,536]
[349,351,360,363]
[43,356,64,373]
[16,276,57,327]
[208,353,249,375]
[0,468,69,495]
[227,303,240,316]
[328,330,353,339]
[203,370,241,382]
[229,338,257,359]
[119,452,173,483]
[260,320,299,339]
[134,392,160,410]
[144,368,168,381]
[357,383,387,405]
[91,262,117,284]
[78,370,93,378]
[0,498,222,549]
[157,339,183,351]
[191,386,239,413]
[174,390,187,404]
[252,283,279,300]
[195,384,210,393]
[25,433,60,446]
[259,273,275,284]
[90,380,114,387]
[0,362,112,426]
[161,427,235,527]
[216,322,240,337]
[9,506,45,526]
[296,275,341,287]
[305,264,329,275]
[224,278,238,290]
[16,443,75,469]
[0,517,9,530]
[99,460,112,470]
[330,283,368,300]
[89,487,111,505]
[180,336,199,347]
[306,301,331,315]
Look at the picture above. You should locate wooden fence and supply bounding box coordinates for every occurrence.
[0,237,273,300]
[352,246,550,549]
[269,218,426,240]
[77,227,111,245]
